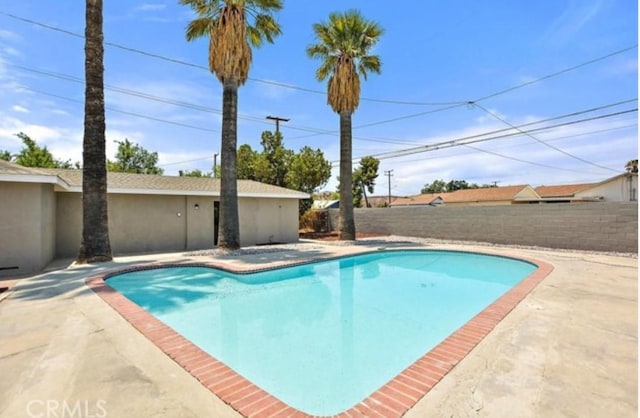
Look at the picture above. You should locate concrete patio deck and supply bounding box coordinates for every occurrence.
[0,237,636,418]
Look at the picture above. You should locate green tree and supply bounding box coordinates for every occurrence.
[0,150,12,161]
[179,169,212,177]
[307,10,383,240]
[253,131,293,187]
[181,0,283,250]
[107,139,164,175]
[286,146,332,214]
[421,179,480,194]
[446,179,479,192]
[237,144,258,180]
[237,131,331,214]
[78,0,112,263]
[10,132,73,168]
[352,156,379,208]
[421,179,447,194]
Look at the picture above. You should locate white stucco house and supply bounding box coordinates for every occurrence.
[0,160,309,277]
[574,173,638,202]
[535,173,638,203]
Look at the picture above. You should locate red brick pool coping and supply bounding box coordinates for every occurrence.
[85,251,553,418]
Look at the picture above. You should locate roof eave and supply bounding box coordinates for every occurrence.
[0,173,71,190]
[60,186,308,199]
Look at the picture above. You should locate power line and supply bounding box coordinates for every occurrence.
[351,104,637,161]
[469,102,622,173]
[12,60,637,163]
[340,107,637,165]
[473,45,638,103]
[22,86,219,133]
[7,62,440,146]
[395,121,638,165]
[3,10,637,156]
[3,10,636,115]
[0,11,463,106]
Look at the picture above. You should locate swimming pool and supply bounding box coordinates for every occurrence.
[102,250,541,416]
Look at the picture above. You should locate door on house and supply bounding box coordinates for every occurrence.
[213,201,220,246]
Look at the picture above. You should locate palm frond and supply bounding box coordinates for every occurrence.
[185,17,215,40]
[307,9,383,113]
[180,0,282,84]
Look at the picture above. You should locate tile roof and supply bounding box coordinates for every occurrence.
[534,183,595,198]
[391,193,442,206]
[442,185,534,203]
[391,185,539,206]
[0,162,308,199]
[0,159,42,175]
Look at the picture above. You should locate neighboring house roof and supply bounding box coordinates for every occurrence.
[581,173,637,190]
[534,183,595,198]
[574,173,638,199]
[0,161,309,199]
[391,185,540,207]
[391,193,442,206]
[442,185,539,203]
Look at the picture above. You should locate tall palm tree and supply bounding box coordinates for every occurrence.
[180,0,282,249]
[78,0,112,263]
[307,10,383,240]
[625,159,638,174]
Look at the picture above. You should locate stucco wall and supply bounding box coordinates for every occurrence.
[238,197,300,245]
[55,192,81,257]
[328,202,638,253]
[55,193,300,258]
[186,196,215,250]
[57,193,205,257]
[0,182,56,276]
[576,175,638,202]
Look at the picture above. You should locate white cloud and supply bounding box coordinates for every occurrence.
[604,57,638,76]
[540,0,605,46]
[0,29,22,43]
[157,151,217,175]
[11,105,29,113]
[0,112,83,162]
[346,110,638,196]
[3,47,22,58]
[135,3,167,12]
[251,79,294,101]
[105,78,219,118]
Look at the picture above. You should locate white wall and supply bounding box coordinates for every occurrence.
[576,175,638,202]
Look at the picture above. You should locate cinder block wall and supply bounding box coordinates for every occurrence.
[328,202,638,253]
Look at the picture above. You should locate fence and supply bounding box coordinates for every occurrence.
[327,202,638,253]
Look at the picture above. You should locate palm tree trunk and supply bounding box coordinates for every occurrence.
[339,111,356,240]
[78,0,112,263]
[218,79,241,250]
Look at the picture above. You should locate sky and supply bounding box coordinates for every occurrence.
[0,1,637,196]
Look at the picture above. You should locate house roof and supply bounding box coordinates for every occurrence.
[441,185,538,203]
[391,193,442,206]
[534,183,594,198]
[0,161,309,199]
[391,185,540,206]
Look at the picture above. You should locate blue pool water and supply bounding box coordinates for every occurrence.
[107,250,536,415]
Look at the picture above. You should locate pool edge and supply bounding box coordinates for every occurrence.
[85,251,554,418]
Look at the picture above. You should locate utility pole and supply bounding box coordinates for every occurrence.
[384,170,393,206]
[213,153,218,178]
[266,115,289,134]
